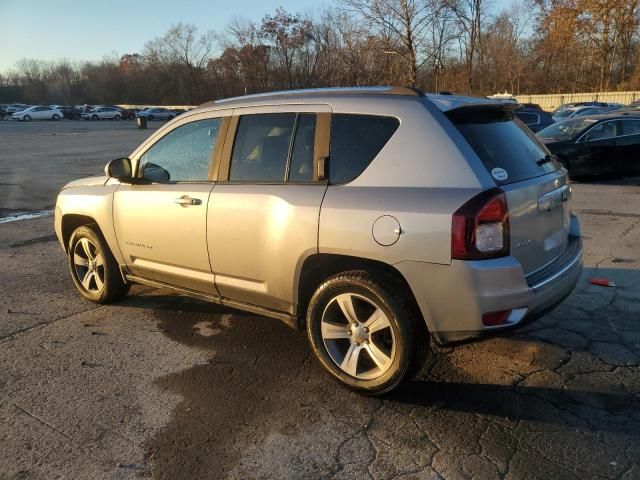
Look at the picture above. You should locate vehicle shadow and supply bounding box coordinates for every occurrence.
[386,378,639,435]
[572,173,640,186]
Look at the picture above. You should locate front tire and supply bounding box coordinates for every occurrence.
[68,225,129,303]
[92,114,99,120]
[23,115,31,122]
[307,270,425,394]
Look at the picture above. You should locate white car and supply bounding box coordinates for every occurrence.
[13,105,63,121]
[81,107,123,120]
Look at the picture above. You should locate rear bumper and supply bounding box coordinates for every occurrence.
[396,217,583,345]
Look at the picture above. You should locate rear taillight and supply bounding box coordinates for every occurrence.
[452,188,509,260]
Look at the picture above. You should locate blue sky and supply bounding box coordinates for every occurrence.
[0,0,510,73]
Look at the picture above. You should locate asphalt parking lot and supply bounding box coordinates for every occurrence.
[1,120,639,480]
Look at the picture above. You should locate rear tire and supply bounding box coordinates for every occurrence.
[114,114,122,121]
[307,270,426,395]
[68,225,130,303]
[52,114,60,121]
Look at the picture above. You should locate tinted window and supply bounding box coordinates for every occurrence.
[288,114,316,182]
[450,109,557,185]
[622,119,640,135]
[515,112,538,125]
[230,113,295,182]
[139,118,221,182]
[329,114,399,184]
[583,121,620,141]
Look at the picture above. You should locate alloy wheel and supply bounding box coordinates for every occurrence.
[72,238,105,294]
[321,293,396,380]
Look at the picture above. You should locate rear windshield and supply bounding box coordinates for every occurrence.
[449,108,558,185]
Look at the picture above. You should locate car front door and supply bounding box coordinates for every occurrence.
[113,112,230,293]
[576,120,621,175]
[33,107,48,120]
[208,105,330,314]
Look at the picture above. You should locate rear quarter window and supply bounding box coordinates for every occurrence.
[449,109,558,185]
[329,114,399,184]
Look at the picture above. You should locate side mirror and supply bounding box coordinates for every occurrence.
[105,157,133,182]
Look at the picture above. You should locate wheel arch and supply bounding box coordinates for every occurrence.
[296,253,428,335]
[61,214,105,252]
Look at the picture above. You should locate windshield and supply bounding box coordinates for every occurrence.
[537,118,598,141]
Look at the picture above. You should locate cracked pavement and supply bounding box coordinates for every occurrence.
[0,122,639,479]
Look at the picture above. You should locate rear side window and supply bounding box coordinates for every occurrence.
[230,113,296,182]
[329,114,399,184]
[449,109,558,185]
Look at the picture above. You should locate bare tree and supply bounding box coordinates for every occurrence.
[340,0,443,86]
[144,23,215,103]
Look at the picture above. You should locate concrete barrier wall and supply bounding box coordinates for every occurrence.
[515,91,640,111]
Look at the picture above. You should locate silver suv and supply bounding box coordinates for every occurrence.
[55,87,583,394]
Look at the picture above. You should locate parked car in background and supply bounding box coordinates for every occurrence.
[571,105,623,118]
[537,114,640,176]
[12,105,63,121]
[172,108,186,116]
[136,107,175,121]
[54,105,82,120]
[551,105,611,122]
[5,103,30,115]
[55,87,582,394]
[515,107,555,132]
[117,107,137,120]
[551,102,609,116]
[520,103,543,110]
[81,106,123,120]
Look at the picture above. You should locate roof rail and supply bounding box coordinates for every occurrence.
[207,86,424,105]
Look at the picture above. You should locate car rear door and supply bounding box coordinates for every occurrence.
[449,107,572,275]
[113,111,230,293]
[207,104,330,314]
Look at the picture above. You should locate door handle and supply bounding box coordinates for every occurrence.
[175,196,202,206]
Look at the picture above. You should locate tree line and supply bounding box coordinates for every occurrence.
[1,0,639,106]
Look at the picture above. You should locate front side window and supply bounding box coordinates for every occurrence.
[329,114,399,184]
[583,121,620,142]
[139,118,222,182]
[230,113,296,182]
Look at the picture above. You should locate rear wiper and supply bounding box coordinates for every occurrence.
[536,154,554,166]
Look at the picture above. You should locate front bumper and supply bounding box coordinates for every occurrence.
[396,217,583,345]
